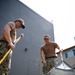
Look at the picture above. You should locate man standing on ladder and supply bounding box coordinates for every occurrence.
[40,34,62,75]
[0,18,25,75]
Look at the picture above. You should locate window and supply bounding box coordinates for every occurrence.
[65,50,75,58]
[73,49,75,55]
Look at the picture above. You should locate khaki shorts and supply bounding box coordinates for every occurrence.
[0,40,10,75]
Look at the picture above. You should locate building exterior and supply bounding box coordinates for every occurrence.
[0,0,54,75]
[57,46,75,69]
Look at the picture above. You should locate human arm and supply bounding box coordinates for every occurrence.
[16,33,24,43]
[3,25,12,44]
[3,24,15,49]
[0,34,24,64]
[40,48,46,67]
[55,43,63,52]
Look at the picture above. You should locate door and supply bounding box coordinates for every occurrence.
[28,60,40,75]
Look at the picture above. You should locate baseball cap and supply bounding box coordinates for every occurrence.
[15,18,25,29]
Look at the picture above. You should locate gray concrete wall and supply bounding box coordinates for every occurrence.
[0,0,54,75]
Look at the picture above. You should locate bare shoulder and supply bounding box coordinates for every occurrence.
[7,22,15,26]
[7,22,15,30]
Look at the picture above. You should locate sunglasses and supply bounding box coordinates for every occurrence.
[44,38,49,40]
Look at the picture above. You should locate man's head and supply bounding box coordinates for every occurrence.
[15,18,25,29]
[44,34,50,44]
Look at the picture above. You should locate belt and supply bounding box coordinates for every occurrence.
[45,56,57,59]
[0,40,8,43]
[0,40,15,44]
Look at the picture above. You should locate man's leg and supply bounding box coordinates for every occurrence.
[42,59,52,75]
[2,73,5,75]
[46,58,58,75]
[0,41,10,75]
[0,69,8,75]
[42,66,47,75]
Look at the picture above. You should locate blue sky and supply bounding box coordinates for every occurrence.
[20,0,75,49]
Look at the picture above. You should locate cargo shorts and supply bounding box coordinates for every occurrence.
[0,40,10,75]
[42,57,57,75]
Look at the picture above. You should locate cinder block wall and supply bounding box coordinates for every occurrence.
[0,0,54,75]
